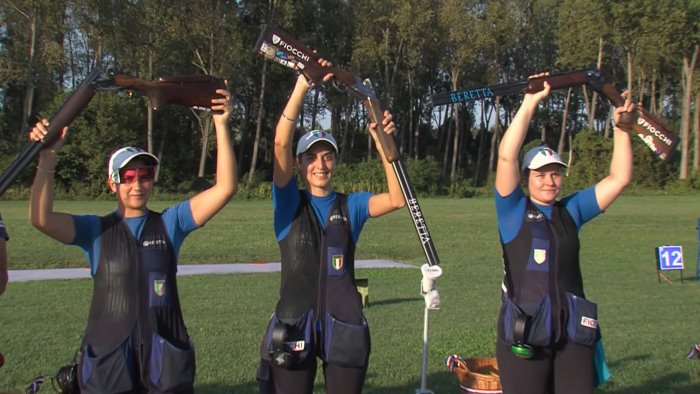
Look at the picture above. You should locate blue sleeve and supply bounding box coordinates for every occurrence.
[561,186,601,230]
[161,200,199,256]
[0,214,8,240]
[494,186,527,245]
[348,192,372,244]
[70,214,102,273]
[273,177,301,241]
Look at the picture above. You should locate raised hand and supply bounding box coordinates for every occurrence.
[28,119,68,152]
[525,72,552,104]
[211,87,233,125]
[369,110,395,138]
[613,91,637,131]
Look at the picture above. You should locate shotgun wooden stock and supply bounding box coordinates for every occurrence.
[431,69,679,161]
[108,75,227,111]
[255,27,399,162]
[254,25,440,267]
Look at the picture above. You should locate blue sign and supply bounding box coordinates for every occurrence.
[656,245,684,270]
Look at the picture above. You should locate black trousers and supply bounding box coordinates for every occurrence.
[257,355,367,394]
[496,338,594,394]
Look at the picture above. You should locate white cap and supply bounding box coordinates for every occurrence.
[108,147,159,183]
[521,146,567,171]
[296,130,338,156]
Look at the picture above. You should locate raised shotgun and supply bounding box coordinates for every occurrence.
[0,72,227,197]
[432,69,679,161]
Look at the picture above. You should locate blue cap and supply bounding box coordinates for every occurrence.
[108,147,159,183]
[296,130,338,156]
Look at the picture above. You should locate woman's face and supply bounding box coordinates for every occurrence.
[527,163,564,205]
[108,159,155,216]
[297,142,336,196]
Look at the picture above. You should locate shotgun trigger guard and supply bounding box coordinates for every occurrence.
[342,77,378,101]
[331,79,348,93]
[583,69,606,94]
[90,72,119,91]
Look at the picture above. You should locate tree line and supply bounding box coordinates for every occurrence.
[0,0,698,198]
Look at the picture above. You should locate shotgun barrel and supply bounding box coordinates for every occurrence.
[0,68,104,197]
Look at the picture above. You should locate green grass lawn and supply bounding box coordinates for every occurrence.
[1,195,700,393]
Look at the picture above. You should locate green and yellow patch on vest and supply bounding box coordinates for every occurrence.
[533,249,547,264]
[153,279,166,296]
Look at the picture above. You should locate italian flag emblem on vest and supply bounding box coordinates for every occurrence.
[332,255,344,270]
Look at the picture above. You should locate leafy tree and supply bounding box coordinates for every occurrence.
[567,129,677,192]
[676,0,700,178]
[0,0,68,142]
[393,0,438,159]
[436,0,490,183]
[556,0,612,128]
[0,0,695,197]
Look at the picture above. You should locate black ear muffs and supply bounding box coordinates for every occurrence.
[53,362,79,394]
[511,314,534,359]
[270,323,293,368]
[24,363,79,394]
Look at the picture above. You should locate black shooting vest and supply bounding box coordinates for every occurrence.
[501,200,582,343]
[276,192,363,327]
[82,211,189,386]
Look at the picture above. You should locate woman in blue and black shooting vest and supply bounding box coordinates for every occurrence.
[28,88,238,394]
[494,72,635,394]
[256,59,404,394]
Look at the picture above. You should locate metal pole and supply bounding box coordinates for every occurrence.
[415,264,442,394]
[417,306,432,394]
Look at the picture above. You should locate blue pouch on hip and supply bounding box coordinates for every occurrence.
[594,338,611,387]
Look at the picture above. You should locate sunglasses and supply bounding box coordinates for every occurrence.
[119,167,155,184]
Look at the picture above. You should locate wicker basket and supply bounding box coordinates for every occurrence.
[447,355,502,393]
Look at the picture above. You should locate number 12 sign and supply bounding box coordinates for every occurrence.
[656,245,684,270]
